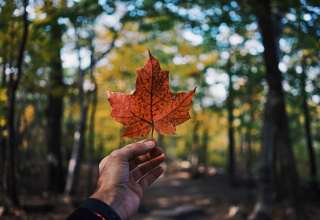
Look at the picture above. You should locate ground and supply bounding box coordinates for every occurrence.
[1,167,320,220]
[133,170,255,220]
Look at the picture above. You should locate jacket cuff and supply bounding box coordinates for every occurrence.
[81,198,121,220]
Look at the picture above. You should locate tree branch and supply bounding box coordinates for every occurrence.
[83,27,122,73]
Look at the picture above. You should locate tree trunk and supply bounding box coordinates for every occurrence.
[300,63,317,189]
[6,88,19,206]
[1,55,7,195]
[226,63,236,184]
[245,81,256,181]
[5,0,29,206]
[250,0,299,219]
[46,21,65,193]
[65,26,118,195]
[87,87,97,194]
[64,31,89,195]
[245,127,253,178]
[0,131,5,192]
[1,54,6,86]
[201,127,209,172]
[191,120,200,178]
[87,42,98,195]
[64,102,88,195]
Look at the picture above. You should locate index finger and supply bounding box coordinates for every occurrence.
[129,146,163,170]
[118,139,156,161]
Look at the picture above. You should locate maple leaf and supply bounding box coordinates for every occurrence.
[107,51,195,138]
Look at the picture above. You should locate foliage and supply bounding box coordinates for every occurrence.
[0,0,319,216]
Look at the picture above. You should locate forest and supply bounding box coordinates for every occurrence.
[0,0,319,219]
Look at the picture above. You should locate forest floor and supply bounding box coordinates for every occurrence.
[133,169,255,220]
[1,167,320,220]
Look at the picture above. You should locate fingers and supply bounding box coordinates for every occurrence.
[130,153,165,181]
[138,166,164,190]
[99,139,160,173]
[129,146,163,170]
[116,139,156,161]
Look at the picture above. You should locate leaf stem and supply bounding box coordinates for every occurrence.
[151,125,154,139]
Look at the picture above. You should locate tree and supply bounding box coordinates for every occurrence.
[44,1,66,193]
[64,24,89,195]
[87,33,98,194]
[5,0,29,206]
[64,1,121,194]
[226,57,236,184]
[300,56,317,189]
[295,5,319,189]
[249,0,299,218]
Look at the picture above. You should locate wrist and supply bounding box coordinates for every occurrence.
[81,198,122,220]
[90,189,124,219]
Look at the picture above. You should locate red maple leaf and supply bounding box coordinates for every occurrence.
[107,51,195,138]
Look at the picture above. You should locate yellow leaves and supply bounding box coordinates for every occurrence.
[200,52,219,66]
[23,105,35,124]
[20,105,35,133]
[65,102,81,119]
[283,27,293,35]
[94,96,122,149]
[0,88,7,103]
[97,44,146,84]
[49,87,65,98]
[233,108,241,118]
[0,88,7,135]
[179,43,202,55]
[2,129,8,138]
[0,118,5,127]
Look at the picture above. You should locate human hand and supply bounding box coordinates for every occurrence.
[90,140,165,220]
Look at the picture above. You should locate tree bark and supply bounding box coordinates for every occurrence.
[5,0,29,207]
[300,62,317,189]
[6,87,19,206]
[250,0,299,219]
[245,90,254,180]
[201,127,209,172]
[87,42,98,195]
[64,29,89,195]
[296,1,318,191]
[1,48,7,194]
[87,86,97,194]
[64,101,88,195]
[191,120,200,178]
[0,130,5,192]
[245,125,253,178]
[226,61,236,184]
[1,53,7,86]
[46,21,65,193]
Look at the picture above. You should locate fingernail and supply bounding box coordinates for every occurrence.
[144,140,155,148]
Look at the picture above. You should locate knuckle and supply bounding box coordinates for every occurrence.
[98,155,111,171]
[99,156,109,170]
[125,143,135,150]
[126,145,135,153]
[128,142,142,149]
[110,149,122,158]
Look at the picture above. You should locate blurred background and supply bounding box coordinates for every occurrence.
[0,0,319,219]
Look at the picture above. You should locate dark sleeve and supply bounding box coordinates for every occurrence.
[67,198,121,220]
